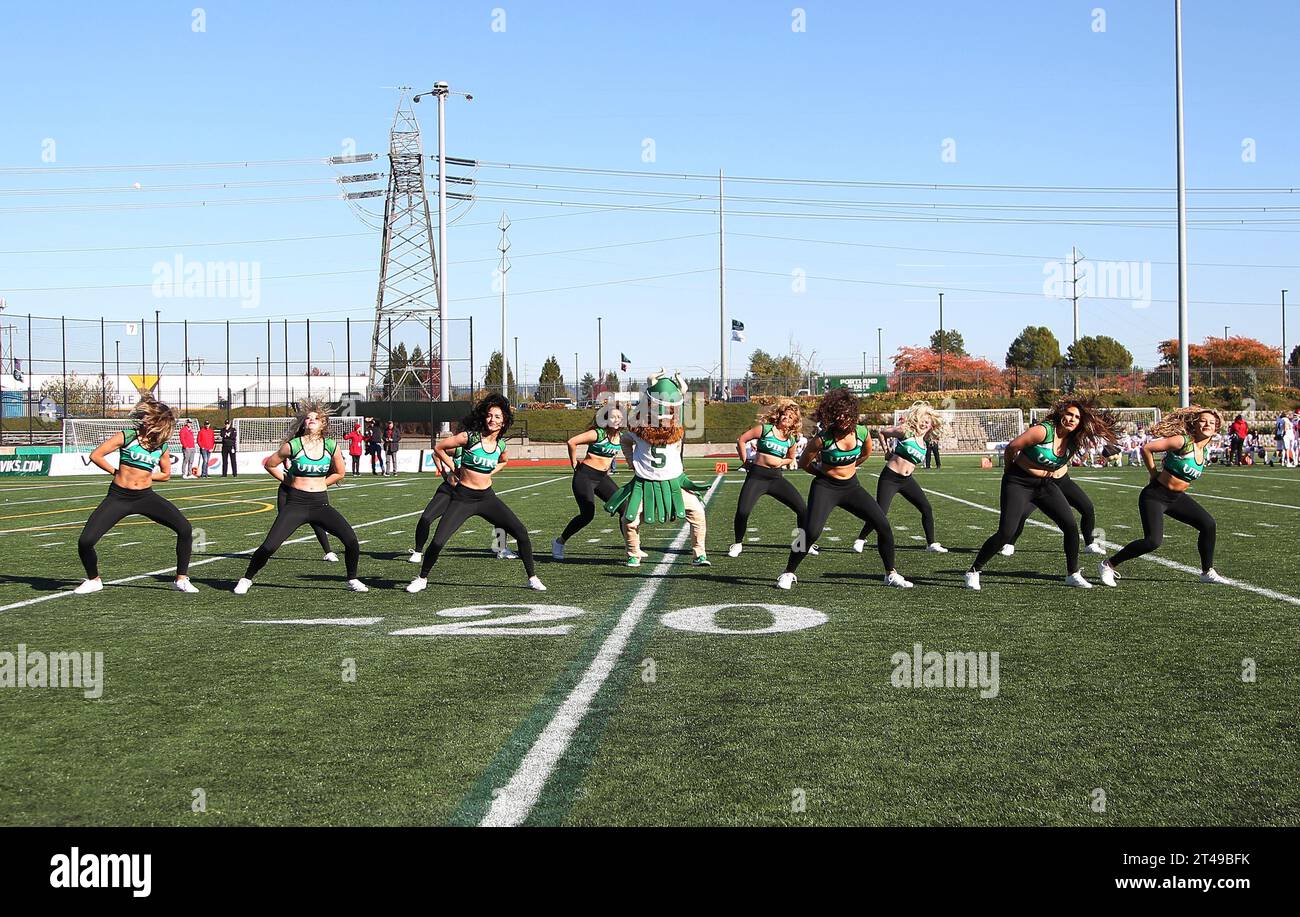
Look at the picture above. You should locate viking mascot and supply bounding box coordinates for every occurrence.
[604,369,710,567]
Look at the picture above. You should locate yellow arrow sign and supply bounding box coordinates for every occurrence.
[127,374,159,398]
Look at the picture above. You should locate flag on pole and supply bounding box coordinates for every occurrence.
[731,319,745,343]
[620,352,631,372]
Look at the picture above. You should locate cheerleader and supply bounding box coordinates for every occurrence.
[552,406,626,560]
[1100,407,1229,586]
[966,399,1115,590]
[406,394,545,592]
[729,399,812,557]
[409,442,519,565]
[853,401,949,555]
[778,387,912,590]
[74,398,197,594]
[234,402,367,594]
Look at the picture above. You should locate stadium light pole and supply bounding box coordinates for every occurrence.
[498,211,510,399]
[877,327,883,374]
[414,81,472,430]
[938,292,945,392]
[114,341,120,405]
[1282,289,1289,385]
[1174,0,1190,408]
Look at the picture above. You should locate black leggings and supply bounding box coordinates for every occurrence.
[560,463,618,543]
[1009,472,1096,546]
[414,480,456,553]
[350,454,361,475]
[1108,481,1216,573]
[420,484,535,578]
[280,480,330,553]
[244,489,360,580]
[785,473,895,575]
[77,482,193,579]
[733,464,807,543]
[972,466,1080,574]
[859,466,935,544]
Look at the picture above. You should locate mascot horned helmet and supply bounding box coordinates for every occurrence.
[644,368,687,426]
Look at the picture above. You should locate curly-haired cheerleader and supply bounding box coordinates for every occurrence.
[853,401,949,555]
[74,398,197,594]
[779,387,912,590]
[729,399,813,557]
[409,440,519,565]
[966,399,1116,590]
[552,405,626,560]
[234,402,367,594]
[406,394,545,592]
[1099,407,1229,586]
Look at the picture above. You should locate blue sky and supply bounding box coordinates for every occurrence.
[2,0,1297,385]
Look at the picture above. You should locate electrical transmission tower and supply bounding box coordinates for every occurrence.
[369,95,440,399]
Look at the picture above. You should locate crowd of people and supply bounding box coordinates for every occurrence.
[171,417,407,479]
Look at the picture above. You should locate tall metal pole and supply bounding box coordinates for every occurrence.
[938,292,945,392]
[60,316,67,419]
[27,315,33,442]
[499,212,510,399]
[346,316,352,399]
[468,315,475,396]
[436,87,450,426]
[225,320,232,419]
[1282,290,1289,386]
[1071,245,1080,345]
[597,316,603,393]
[139,315,146,387]
[266,319,271,413]
[99,317,105,416]
[183,320,189,416]
[306,318,312,399]
[877,327,883,374]
[514,337,519,403]
[115,341,120,409]
[283,319,289,416]
[574,352,579,401]
[719,169,726,400]
[154,310,161,383]
[1174,0,1190,408]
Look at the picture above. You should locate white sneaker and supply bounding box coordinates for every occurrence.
[1200,568,1230,585]
[528,576,547,591]
[884,570,914,588]
[964,570,981,591]
[1065,571,1093,589]
[173,576,199,594]
[73,578,103,595]
[1000,543,1015,556]
[347,579,369,593]
[1084,542,1106,556]
[233,578,253,595]
[1098,561,1119,587]
[405,577,428,594]
[323,552,340,563]
[496,547,519,560]
[776,572,796,590]
[808,544,820,556]
[852,539,866,554]
[408,551,423,564]
[926,543,948,553]
[552,538,565,560]
[728,542,743,558]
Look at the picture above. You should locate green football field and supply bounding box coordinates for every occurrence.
[1,457,1297,826]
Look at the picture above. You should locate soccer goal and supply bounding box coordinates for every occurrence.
[233,416,362,452]
[62,417,199,452]
[1030,406,1161,434]
[892,408,1024,454]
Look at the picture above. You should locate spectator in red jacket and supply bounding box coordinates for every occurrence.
[179,422,197,479]
[1229,414,1249,465]
[197,421,216,477]
[343,422,365,476]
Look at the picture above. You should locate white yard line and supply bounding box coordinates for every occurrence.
[481,473,726,828]
[924,485,1300,607]
[0,475,567,614]
[1082,477,1300,511]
